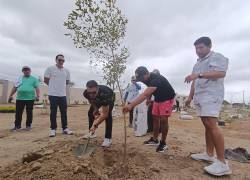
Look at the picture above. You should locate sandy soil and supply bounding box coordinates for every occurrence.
[0,105,250,180]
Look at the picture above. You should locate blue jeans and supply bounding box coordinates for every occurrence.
[49,96,68,130]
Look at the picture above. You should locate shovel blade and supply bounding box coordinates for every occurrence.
[73,143,95,156]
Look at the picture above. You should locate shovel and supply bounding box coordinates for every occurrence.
[82,133,92,154]
[73,132,95,156]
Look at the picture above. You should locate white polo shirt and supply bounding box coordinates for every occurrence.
[192,51,229,104]
[44,65,70,97]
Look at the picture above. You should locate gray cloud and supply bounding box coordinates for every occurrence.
[0,0,249,103]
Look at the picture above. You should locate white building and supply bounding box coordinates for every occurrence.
[0,79,122,105]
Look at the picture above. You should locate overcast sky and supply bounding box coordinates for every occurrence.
[0,0,249,103]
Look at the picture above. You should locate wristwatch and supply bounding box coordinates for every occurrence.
[198,73,203,78]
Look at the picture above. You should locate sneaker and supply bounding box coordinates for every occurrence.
[101,138,112,147]
[191,152,216,162]
[10,127,21,132]
[204,160,232,176]
[83,132,97,139]
[23,126,32,131]
[62,128,73,135]
[156,140,168,153]
[143,137,159,146]
[49,129,56,137]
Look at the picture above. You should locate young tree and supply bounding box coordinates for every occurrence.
[64,0,129,165]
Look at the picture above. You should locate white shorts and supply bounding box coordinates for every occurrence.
[194,102,222,117]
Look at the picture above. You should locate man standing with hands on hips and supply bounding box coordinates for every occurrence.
[185,37,231,176]
[44,54,73,137]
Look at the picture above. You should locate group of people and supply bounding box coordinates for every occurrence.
[9,54,73,137]
[7,36,231,176]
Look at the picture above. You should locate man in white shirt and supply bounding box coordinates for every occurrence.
[123,76,141,127]
[185,37,231,176]
[44,54,73,137]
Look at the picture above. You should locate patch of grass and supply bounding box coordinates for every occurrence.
[0,106,16,113]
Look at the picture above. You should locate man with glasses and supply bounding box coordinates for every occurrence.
[44,54,73,137]
[123,66,175,153]
[9,66,40,131]
[83,80,115,147]
[123,76,141,127]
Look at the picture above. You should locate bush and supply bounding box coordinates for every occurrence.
[0,106,16,113]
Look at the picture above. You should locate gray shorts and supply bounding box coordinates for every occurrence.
[194,102,222,117]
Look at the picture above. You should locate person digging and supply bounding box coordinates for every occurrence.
[123,66,175,153]
[83,80,115,147]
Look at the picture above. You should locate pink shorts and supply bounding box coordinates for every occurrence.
[152,99,174,116]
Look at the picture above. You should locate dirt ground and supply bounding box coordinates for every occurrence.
[0,105,250,180]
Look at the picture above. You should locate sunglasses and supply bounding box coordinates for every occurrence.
[58,59,65,62]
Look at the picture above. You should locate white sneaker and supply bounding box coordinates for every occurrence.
[191,152,215,162]
[101,138,112,147]
[49,129,56,137]
[62,128,73,135]
[204,160,232,176]
[83,133,97,139]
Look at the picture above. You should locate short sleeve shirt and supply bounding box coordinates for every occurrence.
[44,65,70,97]
[192,51,229,103]
[144,73,175,102]
[16,76,39,100]
[83,85,115,108]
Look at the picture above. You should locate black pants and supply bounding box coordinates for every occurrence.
[88,104,113,139]
[49,96,68,130]
[147,104,153,132]
[15,100,34,128]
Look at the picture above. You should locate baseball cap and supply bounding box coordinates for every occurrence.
[22,66,31,71]
[135,66,149,81]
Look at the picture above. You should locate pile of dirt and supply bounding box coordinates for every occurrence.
[0,140,159,180]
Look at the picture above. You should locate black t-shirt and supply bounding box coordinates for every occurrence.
[83,85,115,108]
[144,73,175,102]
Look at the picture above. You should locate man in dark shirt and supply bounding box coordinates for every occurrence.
[83,80,115,147]
[123,66,175,153]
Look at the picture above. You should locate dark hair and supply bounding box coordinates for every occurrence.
[55,54,64,60]
[135,66,149,76]
[135,66,149,81]
[86,80,98,88]
[194,37,212,47]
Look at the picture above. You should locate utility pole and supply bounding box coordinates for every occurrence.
[243,90,245,108]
